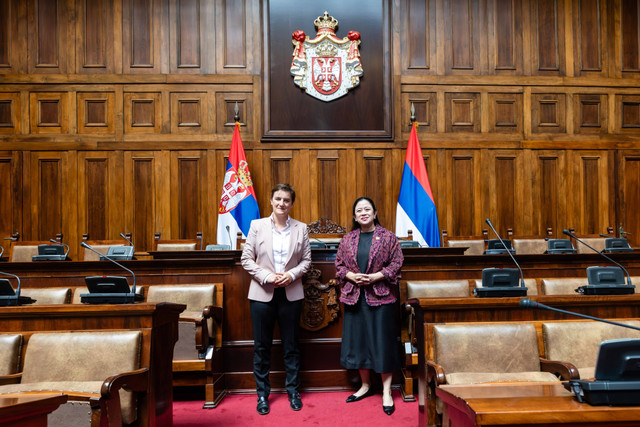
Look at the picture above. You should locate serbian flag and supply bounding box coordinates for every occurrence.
[396,123,440,247]
[217,123,260,249]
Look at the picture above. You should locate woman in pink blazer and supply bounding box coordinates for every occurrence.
[241,183,311,415]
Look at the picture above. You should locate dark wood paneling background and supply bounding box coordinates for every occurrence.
[0,0,639,261]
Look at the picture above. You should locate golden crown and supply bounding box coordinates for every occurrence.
[314,11,338,30]
[316,41,338,57]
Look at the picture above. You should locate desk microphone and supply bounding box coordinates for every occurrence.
[519,298,640,332]
[49,238,70,260]
[562,229,633,287]
[120,232,134,247]
[81,241,137,296]
[0,248,27,306]
[486,219,525,288]
[310,235,328,249]
[225,225,234,249]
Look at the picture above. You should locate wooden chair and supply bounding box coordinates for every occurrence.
[8,239,63,262]
[426,322,578,425]
[540,278,588,295]
[543,320,640,379]
[153,232,203,251]
[473,278,539,295]
[81,233,133,261]
[512,228,554,254]
[0,334,22,377]
[0,330,148,427]
[568,227,614,254]
[145,283,225,408]
[401,280,470,400]
[20,287,72,304]
[441,229,488,255]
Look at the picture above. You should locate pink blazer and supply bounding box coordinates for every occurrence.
[241,217,312,302]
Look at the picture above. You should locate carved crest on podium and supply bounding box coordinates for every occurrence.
[290,12,363,102]
[300,267,339,331]
[307,217,346,234]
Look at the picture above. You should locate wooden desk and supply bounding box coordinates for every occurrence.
[0,393,67,427]
[409,294,640,426]
[0,303,185,427]
[437,382,640,427]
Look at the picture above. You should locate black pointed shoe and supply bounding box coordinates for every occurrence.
[383,404,395,415]
[346,389,372,403]
[256,396,270,415]
[288,392,303,411]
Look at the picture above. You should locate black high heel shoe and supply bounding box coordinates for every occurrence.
[383,404,395,415]
[345,389,372,403]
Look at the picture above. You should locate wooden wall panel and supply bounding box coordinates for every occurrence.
[0,0,26,72]
[23,151,78,257]
[619,151,640,246]
[123,151,170,252]
[221,0,245,69]
[486,151,521,236]
[122,0,165,73]
[529,150,566,237]
[406,0,431,70]
[77,152,124,242]
[573,0,606,74]
[0,152,21,255]
[76,0,114,73]
[445,151,481,236]
[170,151,209,240]
[621,0,640,72]
[488,0,523,73]
[533,0,565,73]
[444,0,478,72]
[28,0,73,73]
[0,93,21,135]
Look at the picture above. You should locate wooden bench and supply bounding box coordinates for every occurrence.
[0,330,148,427]
[146,283,225,408]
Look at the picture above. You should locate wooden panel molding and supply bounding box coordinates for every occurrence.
[531,93,566,133]
[29,92,70,134]
[124,92,162,134]
[0,93,21,135]
[76,0,114,72]
[170,92,208,134]
[402,92,437,132]
[445,92,480,132]
[532,0,565,74]
[215,92,251,133]
[621,0,640,72]
[574,93,607,133]
[77,92,115,134]
[617,94,640,131]
[488,92,522,133]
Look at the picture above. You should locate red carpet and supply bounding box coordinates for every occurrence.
[173,390,418,426]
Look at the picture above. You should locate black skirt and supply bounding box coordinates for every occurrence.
[340,292,402,373]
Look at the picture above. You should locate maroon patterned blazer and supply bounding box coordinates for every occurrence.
[335,225,404,306]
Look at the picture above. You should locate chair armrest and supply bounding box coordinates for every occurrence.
[540,358,580,380]
[426,360,447,385]
[101,367,150,398]
[97,368,149,427]
[203,305,223,323]
[0,373,21,385]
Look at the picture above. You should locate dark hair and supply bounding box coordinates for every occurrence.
[351,197,381,230]
[271,183,296,203]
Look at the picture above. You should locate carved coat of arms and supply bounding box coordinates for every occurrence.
[290,12,363,102]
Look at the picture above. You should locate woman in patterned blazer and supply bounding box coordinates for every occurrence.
[335,196,404,416]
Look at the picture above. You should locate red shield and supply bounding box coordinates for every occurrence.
[312,57,341,95]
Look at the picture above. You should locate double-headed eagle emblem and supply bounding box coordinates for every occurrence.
[290,12,363,102]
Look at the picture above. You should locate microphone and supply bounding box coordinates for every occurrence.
[81,241,137,297]
[0,269,22,306]
[225,225,234,249]
[119,233,134,247]
[310,235,327,249]
[49,238,70,260]
[563,229,633,287]
[486,219,525,288]
[519,298,640,332]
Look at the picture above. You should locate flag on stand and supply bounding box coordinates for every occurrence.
[217,123,260,249]
[396,122,440,247]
